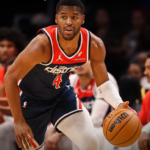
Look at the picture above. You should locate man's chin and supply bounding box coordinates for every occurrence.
[63,36,75,41]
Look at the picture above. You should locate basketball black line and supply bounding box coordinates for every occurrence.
[106,110,128,138]
[111,116,140,146]
[109,114,135,141]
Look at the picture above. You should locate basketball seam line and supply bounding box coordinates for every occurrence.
[112,117,140,145]
[109,114,135,141]
[106,110,125,138]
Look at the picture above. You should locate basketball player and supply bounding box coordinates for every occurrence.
[4,0,135,150]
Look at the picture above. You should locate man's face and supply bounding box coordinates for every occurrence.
[144,58,150,82]
[0,40,18,64]
[56,6,85,40]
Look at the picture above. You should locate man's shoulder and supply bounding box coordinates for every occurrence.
[82,28,103,43]
[87,31,104,52]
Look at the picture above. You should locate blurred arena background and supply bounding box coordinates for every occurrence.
[0,0,150,150]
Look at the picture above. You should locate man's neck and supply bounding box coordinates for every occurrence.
[78,73,93,90]
[58,30,80,56]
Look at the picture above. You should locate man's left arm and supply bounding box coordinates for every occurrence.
[90,33,135,112]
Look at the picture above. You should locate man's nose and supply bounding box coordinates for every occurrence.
[66,18,72,25]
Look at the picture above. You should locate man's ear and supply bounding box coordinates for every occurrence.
[82,15,85,24]
[55,14,58,24]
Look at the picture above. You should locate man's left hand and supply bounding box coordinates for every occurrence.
[118,101,137,114]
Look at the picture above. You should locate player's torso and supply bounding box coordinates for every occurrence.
[19,25,91,100]
[73,76,96,114]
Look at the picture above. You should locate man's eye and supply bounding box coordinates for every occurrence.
[62,16,66,19]
[73,16,77,19]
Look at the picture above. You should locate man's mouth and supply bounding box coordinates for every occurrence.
[64,27,74,34]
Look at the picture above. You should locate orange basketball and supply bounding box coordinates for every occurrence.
[103,109,142,147]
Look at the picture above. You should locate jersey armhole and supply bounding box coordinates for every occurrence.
[39,28,54,66]
[87,30,91,61]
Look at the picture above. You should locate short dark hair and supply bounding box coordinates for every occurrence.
[0,27,27,53]
[56,0,85,14]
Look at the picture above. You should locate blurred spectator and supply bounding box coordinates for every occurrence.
[136,52,150,90]
[139,54,150,125]
[0,58,16,122]
[0,28,26,92]
[122,9,147,58]
[127,63,150,99]
[94,8,110,41]
[0,27,26,67]
[94,8,121,54]
[128,63,143,80]
[129,52,150,90]
[130,52,148,72]
[118,75,142,112]
[0,57,19,150]
[94,9,128,80]
[135,52,148,69]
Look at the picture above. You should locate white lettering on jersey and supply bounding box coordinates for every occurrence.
[78,51,82,57]
[56,53,63,61]
[74,58,85,61]
[44,66,80,74]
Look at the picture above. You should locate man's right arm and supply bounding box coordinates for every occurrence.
[4,33,51,149]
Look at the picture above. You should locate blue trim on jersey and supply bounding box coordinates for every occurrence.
[40,28,53,65]
[87,30,91,60]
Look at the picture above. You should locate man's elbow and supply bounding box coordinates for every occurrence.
[4,72,17,85]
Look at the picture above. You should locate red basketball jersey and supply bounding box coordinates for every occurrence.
[19,25,91,100]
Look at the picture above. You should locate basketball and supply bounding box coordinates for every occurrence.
[103,109,142,147]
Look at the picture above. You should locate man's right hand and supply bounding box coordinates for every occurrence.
[138,132,150,150]
[14,120,34,150]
